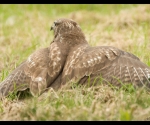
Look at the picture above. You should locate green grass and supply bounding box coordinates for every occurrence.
[0,4,150,121]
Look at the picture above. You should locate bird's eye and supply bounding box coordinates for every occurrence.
[54,22,59,26]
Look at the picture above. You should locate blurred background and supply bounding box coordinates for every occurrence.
[0,4,150,79]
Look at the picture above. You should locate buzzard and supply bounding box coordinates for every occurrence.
[0,18,150,99]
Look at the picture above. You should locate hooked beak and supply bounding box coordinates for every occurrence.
[50,26,53,31]
[50,23,55,31]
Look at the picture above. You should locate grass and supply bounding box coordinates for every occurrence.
[0,4,150,120]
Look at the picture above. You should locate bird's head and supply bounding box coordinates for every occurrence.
[50,18,82,37]
[50,18,81,33]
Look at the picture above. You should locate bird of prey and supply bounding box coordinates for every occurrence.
[0,18,150,99]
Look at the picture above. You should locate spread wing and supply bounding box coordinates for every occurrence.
[0,48,50,98]
[62,46,150,89]
[98,52,150,89]
[0,61,30,98]
[0,42,66,98]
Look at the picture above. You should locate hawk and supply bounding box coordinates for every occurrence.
[0,18,150,99]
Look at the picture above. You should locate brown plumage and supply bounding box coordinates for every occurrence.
[52,19,150,90]
[0,18,86,98]
[0,18,150,99]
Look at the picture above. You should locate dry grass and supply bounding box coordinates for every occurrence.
[0,4,150,121]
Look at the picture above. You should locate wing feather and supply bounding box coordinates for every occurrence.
[62,45,150,89]
[62,46,121,83]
